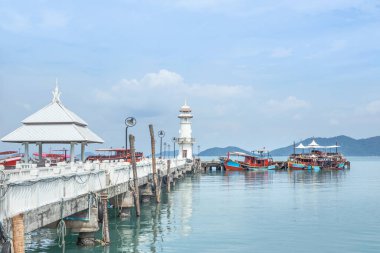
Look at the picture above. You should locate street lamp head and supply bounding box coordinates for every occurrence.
[125,117,136,127]
[158,130,165,138]
[172,137,177,143]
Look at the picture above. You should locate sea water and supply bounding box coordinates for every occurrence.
[26,157,380,252]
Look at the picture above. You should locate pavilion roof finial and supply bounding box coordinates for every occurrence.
[52,81,61,103]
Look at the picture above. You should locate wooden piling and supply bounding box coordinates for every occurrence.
[149,124,160,203]
[167,160,171,193]
[129,134,141,217]
[101,192,110,244]
[12,214,25,253]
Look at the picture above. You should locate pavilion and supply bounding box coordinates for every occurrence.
[1,86,104,164]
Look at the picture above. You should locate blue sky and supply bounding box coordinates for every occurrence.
[1,0,380,154]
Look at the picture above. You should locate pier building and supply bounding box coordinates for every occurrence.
[1,86,103,165]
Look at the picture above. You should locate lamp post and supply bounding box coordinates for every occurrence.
[63,148,67,162]
[168,144,170,159]
[163,142,167,159]
[125,117,136,157]
[172,137,177,159]
[158,130,165,159]
[198,145,200,158]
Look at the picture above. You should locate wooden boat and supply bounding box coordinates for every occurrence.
[288,140,350,171]
[224,151,277,171]
[86,148,144,163]
[0,151,22,168]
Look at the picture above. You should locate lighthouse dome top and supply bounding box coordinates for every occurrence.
[180,101,192,113]
[178,101,193,118]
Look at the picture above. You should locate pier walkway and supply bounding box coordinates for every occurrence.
[0,158,193,235]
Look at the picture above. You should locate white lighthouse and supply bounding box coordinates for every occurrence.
[177,101,195,159]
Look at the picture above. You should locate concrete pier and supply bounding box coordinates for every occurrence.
[0,158,190,249]
[201,160,223,172]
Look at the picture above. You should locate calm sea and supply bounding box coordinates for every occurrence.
[26,157,380,253]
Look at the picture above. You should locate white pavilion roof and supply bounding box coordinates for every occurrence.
[2,124,103,143]
[1,86,104,144]
[22,102,87,126]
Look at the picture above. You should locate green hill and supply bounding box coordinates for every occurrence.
[271,135,380,156]
[199,146,250,156]
[201,135,380,157]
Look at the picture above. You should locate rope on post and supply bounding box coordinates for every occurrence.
[57,198,66,252]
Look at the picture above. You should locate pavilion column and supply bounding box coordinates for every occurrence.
[70,142,75,163]
[81,142,86,162]
[37,142,43,163]
[23,142,29,163]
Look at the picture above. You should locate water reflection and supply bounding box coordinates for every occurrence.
[287,170,348,185]
[221,169,348,187]
[109,176,194,253]
[24,177,194,253]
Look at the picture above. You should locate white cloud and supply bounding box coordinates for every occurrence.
[281,0,377,13]
[165,0,241,11]
[329,118,340,125]
[94,69,254,117]
[0,9,68,33]
[0,11,30,32]
[365,100,380,114]
[266,96,309,111]
[271,48,293,58]
[40,10,69,29]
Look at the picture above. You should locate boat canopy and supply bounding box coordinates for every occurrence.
[306,139,322,148]
[296,143,307,149]
[229,152,250,156]
[325,145,341,148]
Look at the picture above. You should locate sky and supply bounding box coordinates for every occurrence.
[1,0,380,154]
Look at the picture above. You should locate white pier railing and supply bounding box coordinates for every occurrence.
[0,158,187,222]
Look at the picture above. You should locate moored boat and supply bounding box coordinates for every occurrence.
[288,140,350,171]
[224,150,278,171]
[0,151,23,169]
[86,148,144,163]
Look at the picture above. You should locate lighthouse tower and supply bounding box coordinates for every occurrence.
[177,101,195,159]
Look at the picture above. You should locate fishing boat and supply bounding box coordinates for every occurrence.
[288,140,350,171]
[0,151,23,169]
[86,148,144,163]
[224,151,277,171]
[32,152,69,166]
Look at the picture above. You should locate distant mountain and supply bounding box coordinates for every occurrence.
[199,146,250,157]
[270,135,380,156]
[200,136,380,157]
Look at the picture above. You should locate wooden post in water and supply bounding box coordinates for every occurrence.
[12,214,25,253]
[129,134,141,216]
[101,192,110,244]
[149,124,160,203]
[167,160,171,193]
